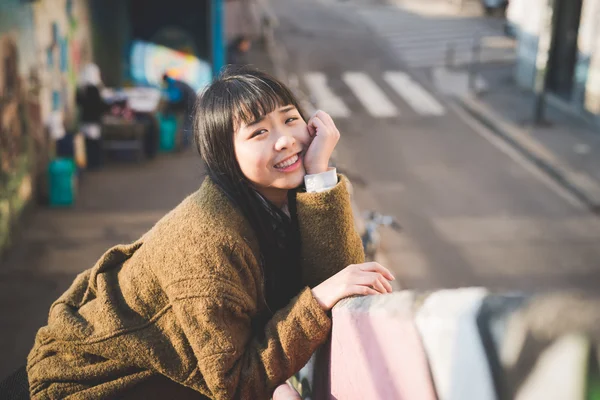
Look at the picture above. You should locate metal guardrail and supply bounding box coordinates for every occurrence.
[443,31,516,96]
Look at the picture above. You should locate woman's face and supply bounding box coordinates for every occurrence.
[234,104,310,205]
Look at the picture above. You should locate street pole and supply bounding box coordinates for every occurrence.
[469,32,482,95]
[532,0,556,125]
[211,0,226,79]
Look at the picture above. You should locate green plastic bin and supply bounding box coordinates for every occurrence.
[48,158,76,207]
[158,113,178,152]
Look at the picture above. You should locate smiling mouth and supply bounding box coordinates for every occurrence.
[274,153,300,169]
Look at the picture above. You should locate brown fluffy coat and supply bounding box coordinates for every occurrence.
[27,175,364,399]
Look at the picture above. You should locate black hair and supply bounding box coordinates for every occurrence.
[194,66,306,312]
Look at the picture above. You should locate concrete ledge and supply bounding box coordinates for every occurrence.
[295,289,600,400]
[415,288,495,400]
[456,95,600,214]
[330,292,436,399]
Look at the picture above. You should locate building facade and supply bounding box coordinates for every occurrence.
[511,0,600,123]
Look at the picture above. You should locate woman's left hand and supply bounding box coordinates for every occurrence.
[303,110,340,175]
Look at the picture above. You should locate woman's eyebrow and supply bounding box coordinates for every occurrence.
[278,106,296,114]
[246,106,295,127]
[247,115,266,127]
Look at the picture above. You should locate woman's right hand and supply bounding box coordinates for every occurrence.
[303,110,340,175]
[311,262,395,311]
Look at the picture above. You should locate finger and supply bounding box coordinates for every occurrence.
[316,110,338,132]
[358,270,393,291]
[369,273,392,294]
[378,275,394,293]
[306,120,317,137]
[310,116,328,135]
[356,273,387,294]
[315,109,334,128]
[355,285,380,297]
[358,262,395,281]
[371,278,387,294]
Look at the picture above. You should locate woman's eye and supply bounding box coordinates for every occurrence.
[251,129,267,138]
[285,117,298,124]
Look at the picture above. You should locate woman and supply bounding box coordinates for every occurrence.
[226,35,252,66]
[76,63,109,169]
[27,67,394,399]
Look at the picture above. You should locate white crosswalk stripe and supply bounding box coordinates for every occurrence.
[342,72,398,117]
[302,71,446,118]
[303,72,351,118]
[384,71,446,116]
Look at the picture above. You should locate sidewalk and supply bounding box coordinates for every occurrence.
[0,150,206,379]
[457,64,600,213]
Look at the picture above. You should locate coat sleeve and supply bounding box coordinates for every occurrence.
[296,174,366,288]
[165,243,332,400]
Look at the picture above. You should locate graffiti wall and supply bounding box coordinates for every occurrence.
[0,0,39,252]
[0,0,94,254]
[32,0,94,129]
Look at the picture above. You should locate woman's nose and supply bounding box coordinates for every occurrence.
[274,131,296,151]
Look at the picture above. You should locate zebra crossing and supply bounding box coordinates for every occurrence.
[351,3,515,68]
[302,71,446,118]
[343,72,399,117]
[303,73,351,118]
[383,71,446,116]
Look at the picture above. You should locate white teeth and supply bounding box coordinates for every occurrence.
[275,154,298,169]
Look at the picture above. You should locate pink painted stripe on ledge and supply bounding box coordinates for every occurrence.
[330,293,436,400]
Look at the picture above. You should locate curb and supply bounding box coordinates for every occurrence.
[456,95,600,215]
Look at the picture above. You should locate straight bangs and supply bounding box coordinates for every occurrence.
[226,73,305,132]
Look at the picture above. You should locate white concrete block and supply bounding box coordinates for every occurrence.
[415,287,496,400]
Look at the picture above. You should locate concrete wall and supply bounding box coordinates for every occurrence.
[291,289,600,400]
[0,0,94,257]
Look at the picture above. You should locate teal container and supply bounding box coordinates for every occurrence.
[158,113,178,152]
[48,158,76,207]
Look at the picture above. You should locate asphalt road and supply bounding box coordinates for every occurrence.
[270,0,600,292]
